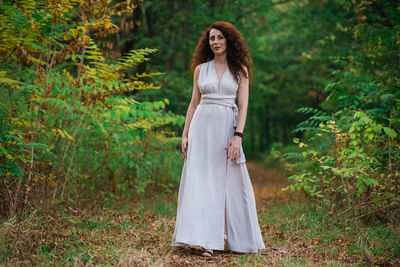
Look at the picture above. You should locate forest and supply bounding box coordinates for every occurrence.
[0,0,399,265]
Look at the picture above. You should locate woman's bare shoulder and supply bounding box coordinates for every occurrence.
[195,63,202,72]
[241,64,249,77]
[194,63,202,77]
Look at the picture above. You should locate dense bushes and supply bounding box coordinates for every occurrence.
[0,0,184,216]
[283,0,400,221]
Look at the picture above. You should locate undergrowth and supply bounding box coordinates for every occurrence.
[1,194,398,266]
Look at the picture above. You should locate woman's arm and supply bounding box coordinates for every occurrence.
[235,66,249,134]
[181,64,201,159]
[225,66,249,161]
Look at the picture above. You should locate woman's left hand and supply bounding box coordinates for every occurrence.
[225,136,242,161]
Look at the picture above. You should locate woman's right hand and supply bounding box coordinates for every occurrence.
[181,136,188,160]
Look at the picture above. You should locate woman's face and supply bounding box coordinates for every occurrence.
[209,28,227,56]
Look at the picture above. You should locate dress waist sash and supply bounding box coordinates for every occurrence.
[199,93,238,129]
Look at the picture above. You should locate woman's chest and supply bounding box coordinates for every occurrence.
[198,60,239,95]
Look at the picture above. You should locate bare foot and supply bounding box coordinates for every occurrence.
[201,249,213,257]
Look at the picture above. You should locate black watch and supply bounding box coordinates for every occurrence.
[234,131,243,138]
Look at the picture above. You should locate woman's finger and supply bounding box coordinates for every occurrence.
[227,146,233,159]
[224,141,231,151]
[182,140,188,159]
[229,147,236,160]
[231,148,239,161]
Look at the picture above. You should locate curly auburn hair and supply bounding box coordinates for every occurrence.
[191,21,252,84]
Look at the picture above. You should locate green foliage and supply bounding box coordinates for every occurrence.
[286,112,398,200]
[292,107,332,134]
[285,84,399,219]
[0,0,184,215]
[280,0,400,220]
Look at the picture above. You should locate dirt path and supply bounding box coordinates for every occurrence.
[246,161,290,205]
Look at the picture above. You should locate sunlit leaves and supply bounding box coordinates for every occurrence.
[51,128,75,142]
[0,0,181,209]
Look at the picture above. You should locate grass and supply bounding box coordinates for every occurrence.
[0,193,399,266]
[262,201,399,265]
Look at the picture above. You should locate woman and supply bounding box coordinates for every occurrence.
[171,21,265,257]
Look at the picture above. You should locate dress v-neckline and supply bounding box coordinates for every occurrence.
[212,59,228,89]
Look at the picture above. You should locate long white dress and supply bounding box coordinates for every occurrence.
[171,59,265,253]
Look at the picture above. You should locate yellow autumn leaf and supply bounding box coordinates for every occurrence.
[62,130,76,142]
[52,128,76,142]
[69,28,78,39]
[57,129,66,138]
[104,21,112,29]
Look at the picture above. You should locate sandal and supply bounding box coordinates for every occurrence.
[187,245,197,254]
[201,249,214,258]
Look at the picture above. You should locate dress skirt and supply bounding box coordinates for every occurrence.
[171,101,265,253]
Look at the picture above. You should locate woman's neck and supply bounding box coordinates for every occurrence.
[214,53,227,65]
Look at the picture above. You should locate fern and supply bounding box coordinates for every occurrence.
[283,152,303,161]
[81,38,161,103]
[0,0,181,212]
[0,71,23,89]
[292,107,331,133]
[16,0,37,12]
